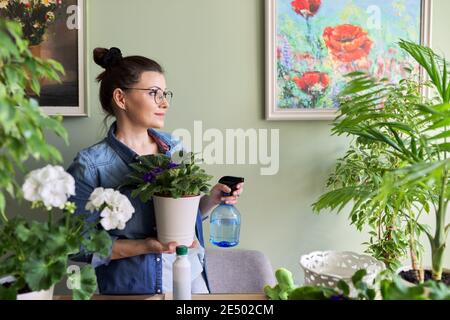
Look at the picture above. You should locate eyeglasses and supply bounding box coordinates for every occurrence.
[122,87,173,104]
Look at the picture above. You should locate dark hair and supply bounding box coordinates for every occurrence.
[93,47,164,124]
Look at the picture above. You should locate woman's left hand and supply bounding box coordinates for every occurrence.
[199,182,244,214]
[210,182,244,206]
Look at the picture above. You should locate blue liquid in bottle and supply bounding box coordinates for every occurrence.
[210,203,241,248]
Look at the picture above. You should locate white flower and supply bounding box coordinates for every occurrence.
[22,165,75,209]
[0,1,8,9]
[86,187,135,231]
[99,207,119,231]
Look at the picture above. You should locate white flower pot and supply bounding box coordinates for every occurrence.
[300,251,385,297]
[396,265,450,287]
[0,276,54,300]
[17,286,54,300]
[152,195,201,246]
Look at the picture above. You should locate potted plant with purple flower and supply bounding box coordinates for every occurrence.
[123,151,212,246]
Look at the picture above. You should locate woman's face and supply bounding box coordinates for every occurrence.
[122,71,169,129]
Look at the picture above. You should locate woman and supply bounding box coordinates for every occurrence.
[67,47,244,295]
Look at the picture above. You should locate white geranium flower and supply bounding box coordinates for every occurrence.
[22,173,41,202]
[86,187,106,210]
[22,165,75,209]
[86,188,135,231]
[99,207,119,231]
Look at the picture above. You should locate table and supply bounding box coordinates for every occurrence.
[53,293,267,300]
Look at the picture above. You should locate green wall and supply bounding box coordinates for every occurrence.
[18,0,450,292]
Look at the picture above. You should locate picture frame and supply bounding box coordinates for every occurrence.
[40,0,86,116]
[0,0,86,116]
[265,0,432,121]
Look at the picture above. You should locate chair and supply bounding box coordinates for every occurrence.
[205,248,276,293]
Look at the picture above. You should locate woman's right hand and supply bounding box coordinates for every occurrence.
[144,238,198,254]
[111,238,199,260]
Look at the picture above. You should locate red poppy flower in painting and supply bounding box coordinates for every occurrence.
[291,0,321,19]
[323,24,373,63]
[294,72,330,95]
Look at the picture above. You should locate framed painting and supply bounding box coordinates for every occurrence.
[0,0,86,116]
[265,0,432,120]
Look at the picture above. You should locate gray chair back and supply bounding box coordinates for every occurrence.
[205,249,276,293]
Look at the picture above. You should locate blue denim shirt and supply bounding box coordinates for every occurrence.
[67,122,210,295]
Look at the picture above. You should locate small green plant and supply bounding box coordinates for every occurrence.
[123,151,213,200]
[263,268,296,300]
[264,268,450,300]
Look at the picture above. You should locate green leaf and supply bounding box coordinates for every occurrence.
[351,269,367,285]
[0,286,17,300]
[15,224,31,242]
[30,77,40,95]
[69,265,97,300]
[24,257,67,291]
[0,192,5,216]
[288,286,338,300]
[83,230,112,258]
[337,280,350,296]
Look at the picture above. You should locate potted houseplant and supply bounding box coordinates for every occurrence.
[312,74,427,277]
[123,151,212,246]
[314,39,450,285]
[0,165,135,300]
[264,267,450,300]
[0,19,135,299]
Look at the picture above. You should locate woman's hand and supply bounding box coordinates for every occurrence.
[199,182,244,214]
[144,238,198,254]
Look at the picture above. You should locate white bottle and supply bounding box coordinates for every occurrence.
[173,245,191,300]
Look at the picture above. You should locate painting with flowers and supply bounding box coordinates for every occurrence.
[0,0,86,116]
[265,0,431,120]
[0,0,62,45]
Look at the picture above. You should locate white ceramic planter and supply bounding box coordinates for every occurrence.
[396,265,450,287]
[300,251,385,297]
[396,265,418,287]
[0,276,54,300]
[17,286,54,300]
[152,195,201,246]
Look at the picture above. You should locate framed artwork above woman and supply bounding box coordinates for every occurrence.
[0,0,86,116]
[265,0,432,121]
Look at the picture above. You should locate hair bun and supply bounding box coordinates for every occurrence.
[94,47,123,69]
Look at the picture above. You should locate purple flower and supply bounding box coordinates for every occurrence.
[167,162,179,169]
[330,294,348,301]
[143,167,165,183]
[143,172,156,183]
[281,37,292,70]
[152,167,164,175]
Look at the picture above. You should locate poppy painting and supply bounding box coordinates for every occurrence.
[265,0,432,120]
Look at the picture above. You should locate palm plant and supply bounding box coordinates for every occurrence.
[314,40,450,281]
[313,74,428,275]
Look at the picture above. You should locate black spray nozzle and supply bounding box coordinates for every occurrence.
[219,176,245,195]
